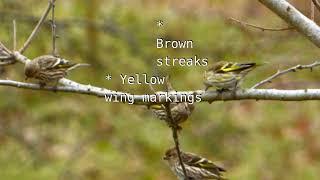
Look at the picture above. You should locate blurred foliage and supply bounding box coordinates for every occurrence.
[0,0,320,179]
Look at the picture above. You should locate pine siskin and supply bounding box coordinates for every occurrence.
[204,61,259,91]
[24,55,89,85]
[163,147,226,180]
[150,102,194,129]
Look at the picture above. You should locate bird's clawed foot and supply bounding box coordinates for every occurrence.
[231,86,241,99]
[168,123,183,132]
[216,88,230,101]
[38,82,59,93]
[39,82,46,88]
[216,88,229,93]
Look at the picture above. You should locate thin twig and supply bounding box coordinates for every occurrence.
[13,20,17,51]
[251,61,320,89]
[229,17,294,31]
[150,78,188,179]
[311,0,315,21]
[19,0,55,54]
[148,84,157,94]
[165,75,174,92]
[0,41,12,55]
[165,103,188,179]
[0,41,13,65]
[312,0,320,12]
[0,60,15,66]
[150,78,189,179]
[148,84,166,110]
[163,77,188,179]
[0,56,12,60]
[51,0,58,56]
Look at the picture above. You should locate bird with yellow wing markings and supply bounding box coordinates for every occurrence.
[164,147,227,180]
[204,61,261,91]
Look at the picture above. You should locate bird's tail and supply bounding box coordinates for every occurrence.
[67,63,90,71]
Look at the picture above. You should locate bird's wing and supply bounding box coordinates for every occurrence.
[182,152,226,173]
[149,104,165,110]
[150,103,179,110]
[218,62,256,73]
[37,55,75,70]
[35,55,58,69]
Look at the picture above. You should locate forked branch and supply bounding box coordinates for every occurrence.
[19,0,56,54]
[259,0,320,47]
[229,17,293,31]
[251,61,320,89]
[312,0,320,12]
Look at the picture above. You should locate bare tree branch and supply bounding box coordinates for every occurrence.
[2,78,320,102]
[0,41,14,65]
[259,0,320,47]
[312,0,320,12]
[0,41,12,55]
[1,0,320,104]
[13,20,17,51]
[1,51,320,102]
[251,61,320,89]
[13,51,28,63]
[19,0,55,54]
[51,0,58,56]
[229,17,293,31]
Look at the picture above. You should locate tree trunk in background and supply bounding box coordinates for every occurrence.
[86,0,100,67]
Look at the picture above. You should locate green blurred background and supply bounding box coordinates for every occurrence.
[1,0,320,179]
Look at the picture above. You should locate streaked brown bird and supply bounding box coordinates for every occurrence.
[164,148,226,180]
[149,76,195,129]
[204,61,260,91]
[24,55,89,85]
[150,102,194,129]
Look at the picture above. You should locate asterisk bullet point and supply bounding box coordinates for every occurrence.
[105,74,112,80]
[156,20,164,27]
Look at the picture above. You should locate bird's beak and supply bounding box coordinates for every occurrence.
[163,156,169,160]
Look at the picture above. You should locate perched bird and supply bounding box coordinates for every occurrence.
[150,102,194,129]
[24,55,89,85]
[204,61,259,91]
[163,148,226,180]
[149,76,195,129]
